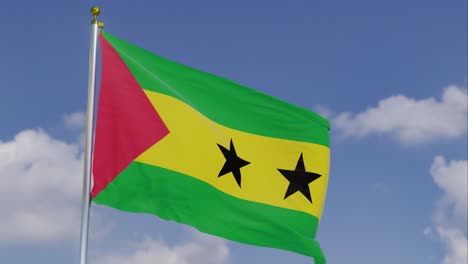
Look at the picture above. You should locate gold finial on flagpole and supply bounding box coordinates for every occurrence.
[90,6,104,28]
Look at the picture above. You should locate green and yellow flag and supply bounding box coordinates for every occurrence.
[92,31,330,263]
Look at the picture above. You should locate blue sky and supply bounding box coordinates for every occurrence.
[0,1,466,264]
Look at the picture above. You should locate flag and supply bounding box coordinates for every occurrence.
[92,31,330,263]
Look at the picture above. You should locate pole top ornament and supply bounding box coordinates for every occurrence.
[91,6,101,16]
[90,6,104,28]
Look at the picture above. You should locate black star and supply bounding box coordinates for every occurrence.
[217,139,250,188]
[278,153,321,203]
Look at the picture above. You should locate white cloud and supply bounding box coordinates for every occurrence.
[0,129,83,242]
[430,156,467,264]
[312,104,333,119]
[437,227,467,264]
[95,232,230,264]
[333,85,467,144]
[423,227,434,238]
[431,156,468,225]
[63,112,86,130]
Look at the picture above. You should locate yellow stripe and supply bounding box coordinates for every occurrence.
[136,90,330,219]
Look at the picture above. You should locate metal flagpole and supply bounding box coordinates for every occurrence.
[79,6,103,264]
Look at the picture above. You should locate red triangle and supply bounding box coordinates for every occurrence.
[91,33,169,198]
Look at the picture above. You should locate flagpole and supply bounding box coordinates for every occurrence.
[79,6,102,264]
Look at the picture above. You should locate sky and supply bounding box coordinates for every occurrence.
[0,1,466,264]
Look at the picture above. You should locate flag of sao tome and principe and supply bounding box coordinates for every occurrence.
[92,30,331,264]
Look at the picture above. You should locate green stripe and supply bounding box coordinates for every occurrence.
[101,31,330,147]
[93,161,326,263]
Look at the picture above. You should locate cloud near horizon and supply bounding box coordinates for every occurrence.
[0,129,83,242]
[430,156,467,264]
[95,232,230,264]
